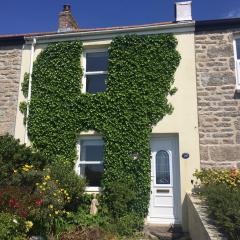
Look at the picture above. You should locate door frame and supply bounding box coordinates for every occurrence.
[148,134,181,224]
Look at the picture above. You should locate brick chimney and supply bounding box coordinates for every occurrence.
[58,5,79,32]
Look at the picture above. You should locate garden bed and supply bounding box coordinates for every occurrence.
[0,134,149,240]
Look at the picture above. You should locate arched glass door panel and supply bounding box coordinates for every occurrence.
[155,150,170,185]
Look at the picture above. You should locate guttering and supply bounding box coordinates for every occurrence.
[24,37,36,144]
[24,21,195,44]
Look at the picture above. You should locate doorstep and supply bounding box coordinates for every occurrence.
[144,224,191,240]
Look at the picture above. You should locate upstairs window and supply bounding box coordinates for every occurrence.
[234,38,240,90]
[83,49,108,93]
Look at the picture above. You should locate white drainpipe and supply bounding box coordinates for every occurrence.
[24,37,36,144]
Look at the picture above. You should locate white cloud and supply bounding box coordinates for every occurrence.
[225,8,240,18]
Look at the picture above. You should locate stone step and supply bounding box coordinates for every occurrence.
[144,224,191,240]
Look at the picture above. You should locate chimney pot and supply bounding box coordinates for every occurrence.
[63,4,71,12]
[175,1,192,22]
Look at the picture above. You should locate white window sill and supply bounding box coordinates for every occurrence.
[85,186,101,193]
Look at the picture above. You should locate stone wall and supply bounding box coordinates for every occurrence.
[196,30,240,167]
[187,194,226,240]
[0,45,22,136]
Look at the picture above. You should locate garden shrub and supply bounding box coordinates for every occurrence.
[200,184,240,240]
[48,157,86,211]
[0,135,87,237]
[0,212,28,240]
[194,168,240,240]
[0,134,47,185]
[194,168,240,188]
[103,179,137,219]
[0,186,35,218]
[29,171,71,235]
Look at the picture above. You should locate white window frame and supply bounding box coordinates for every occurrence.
[233,38,240,92]
[82,48,108,93]
[75,136,104,192]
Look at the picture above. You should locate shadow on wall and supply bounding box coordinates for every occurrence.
[234,90,240,99]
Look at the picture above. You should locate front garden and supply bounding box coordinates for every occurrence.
[0,134,150,240]
[194,167,240,240]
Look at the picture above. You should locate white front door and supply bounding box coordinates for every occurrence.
[148,136,180,224]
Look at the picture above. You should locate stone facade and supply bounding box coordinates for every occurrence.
[0,45,22,136]
[196,29,240,167]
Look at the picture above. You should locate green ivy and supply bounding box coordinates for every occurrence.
[22,72,30,98]
[28,41,83,161]
[19,72,30,125]
[27,34,180,221]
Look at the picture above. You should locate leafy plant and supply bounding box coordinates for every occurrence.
[48,157,86,211]
[200,184,240,240]
[194,168,240,188]
[0,212,28,240]
[110,213,144,236]
[0,134,47,185]
[103,179,137,218]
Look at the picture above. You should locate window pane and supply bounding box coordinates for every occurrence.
[86,74,107,93]
[236,39,240,59]
[156,150,170,184]
[86,52,108,72]
[80,164,104,186]
[80,143,104,162]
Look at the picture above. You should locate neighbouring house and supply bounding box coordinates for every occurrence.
[195,18,240,168]
[0,36,24,136]
[0,1,239,232]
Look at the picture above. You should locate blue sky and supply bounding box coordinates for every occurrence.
[1,0,240,35]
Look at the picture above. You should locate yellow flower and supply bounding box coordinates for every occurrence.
[22,164,33,172]
[48,204,53,209]
[55,211,59,215]
[13,169,18,173]
[25,221,33,232]
[44,175,51,181]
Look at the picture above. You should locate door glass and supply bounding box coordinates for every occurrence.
[156,150,170,184]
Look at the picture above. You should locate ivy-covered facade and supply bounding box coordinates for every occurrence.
[0,17,198,231]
